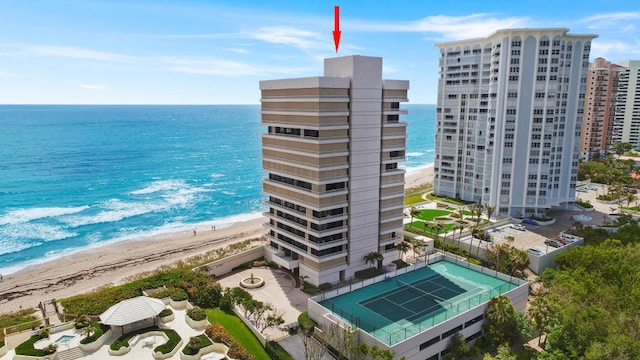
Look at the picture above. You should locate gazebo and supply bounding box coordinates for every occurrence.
[100,296,166,335]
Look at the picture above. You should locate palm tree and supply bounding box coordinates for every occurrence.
[457,222,467,247]
[409,206,420,228]
[364,252,383,269]
[483,295,518,346]
[510,249,530,277]
[395,241,410,261]
[434,221,445,240]
[484,203,496,222]
[627,193,637,209]
[528,295,560,346]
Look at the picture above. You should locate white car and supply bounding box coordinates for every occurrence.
[511,224,526,231]
[528,248,544,256]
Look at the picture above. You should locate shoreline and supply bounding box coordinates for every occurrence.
[0,165,434,314]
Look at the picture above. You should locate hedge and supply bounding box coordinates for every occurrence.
[80,322,110,344]
[110,327,181,354]
[159,309,173,318]
[205,323,255,360]
[15,335,52,357]
[182,334,212,355]
[187,306,207,321]
[265,341,295,360]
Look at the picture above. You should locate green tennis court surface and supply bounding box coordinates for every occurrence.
[320,261,519,345]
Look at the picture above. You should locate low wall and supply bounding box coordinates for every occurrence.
[13,354,56,360]
[79,329,113,353]
[161,299,189,310]
[232,307,266,346]
[195,246,265,278]
[180,341,227,360]
[185,315,210,330]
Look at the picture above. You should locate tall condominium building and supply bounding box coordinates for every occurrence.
[613,61,640,149]
[580,57,624,159]
[434,29,596,218]
[260,55,409,286]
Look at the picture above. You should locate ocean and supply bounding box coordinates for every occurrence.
[0,104,435,275]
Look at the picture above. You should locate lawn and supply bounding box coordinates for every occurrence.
[426,194,472,205]
[414,209,452,221]
[406,221,455,233]
[206,308,270,360]
[404,184,432,205]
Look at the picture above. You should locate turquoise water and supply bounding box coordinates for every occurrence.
[55,335,75,344]
[0,105,435,274]
[320,261,519,345]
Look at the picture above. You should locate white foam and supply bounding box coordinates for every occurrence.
[0,223,77,244]
[406,152,424,157]
[0,206,90,225]
[129,179,188,195]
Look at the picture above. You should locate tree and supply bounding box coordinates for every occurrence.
[626,193,637,209]
[614,142,633,155]
[445,332,471,359]
[395,241,411,261]
[528,294,560,346]
[482,295,519,348]
[259,309,285,333]
[364,252,383,269]
[409,206,420,227]
[484,204,496,221]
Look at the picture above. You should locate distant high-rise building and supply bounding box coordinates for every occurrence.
[580,57,624,159]
[434,29,596,218]
[613,61,640,149]
[260,55,409,286]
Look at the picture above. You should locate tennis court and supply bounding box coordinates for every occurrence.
[320,261,519,345]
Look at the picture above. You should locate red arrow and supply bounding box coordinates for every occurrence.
[332,6,341,53]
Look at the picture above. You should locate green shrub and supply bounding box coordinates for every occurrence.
[157,287,188,302]
[318,283,332,291]
[60,267,211,315]
[206,323,255,360]
[0,341,4,347]
[159,309,173,318]
[301,281,321,295]
[575,199,594,208]
[80,322,109,344]
[187,306,207,321]
[297,312,317,333]
[182,334,212,355]
[15,335,50,356]
[154,329,181,354]
[110,327,180,354]
[266,341,295,360]
[354,267,384,279]
[434,239,469,257]
[75,315,90,329]
[0,309,39,336]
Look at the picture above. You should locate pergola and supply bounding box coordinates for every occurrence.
[99,296,166,335]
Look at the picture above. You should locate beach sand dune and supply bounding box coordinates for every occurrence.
[0,167,433,314]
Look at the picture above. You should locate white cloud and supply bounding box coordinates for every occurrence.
[348,13,530,41]
[252,26,327,50]
[80,84,107,90]
[591,40,640,60]
[164,58,265,76]
[580,12,640,30]
[226,47,248,54]
[17,44,132,62]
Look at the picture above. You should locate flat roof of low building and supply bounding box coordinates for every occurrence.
[316,260,522,345]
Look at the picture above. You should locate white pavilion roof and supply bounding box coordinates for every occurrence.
[99,296,166,326]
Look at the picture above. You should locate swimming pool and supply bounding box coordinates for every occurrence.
[55,335,75,344]
[572,214,592,222]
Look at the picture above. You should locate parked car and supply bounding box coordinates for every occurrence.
[554,236,571,245]
[545,239,563,248]
[511,224,526,231]
[631,188,638,194]
[576,187,588,192]
[528,248,544,256]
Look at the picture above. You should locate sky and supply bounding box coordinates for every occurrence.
[1,0,639,105]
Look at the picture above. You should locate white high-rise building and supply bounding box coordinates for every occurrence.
[612,61,640,149]
[260,55,409,286]
[434,29,596,218]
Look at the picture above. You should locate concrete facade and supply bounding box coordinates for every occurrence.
[260,55,409,286]
[613,60,640,149]
[433,28,596,218]
[580,57,624,159]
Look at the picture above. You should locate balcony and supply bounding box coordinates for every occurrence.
[266,246,299,269]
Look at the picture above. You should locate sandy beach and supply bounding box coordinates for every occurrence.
[0,166,434,315]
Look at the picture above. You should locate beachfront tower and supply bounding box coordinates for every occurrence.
[433,28,596,218]
[260,55,409,286]
[580,57,624,160]
[612,61,640,150]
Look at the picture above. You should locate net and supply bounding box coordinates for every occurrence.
[397,279,453,308]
